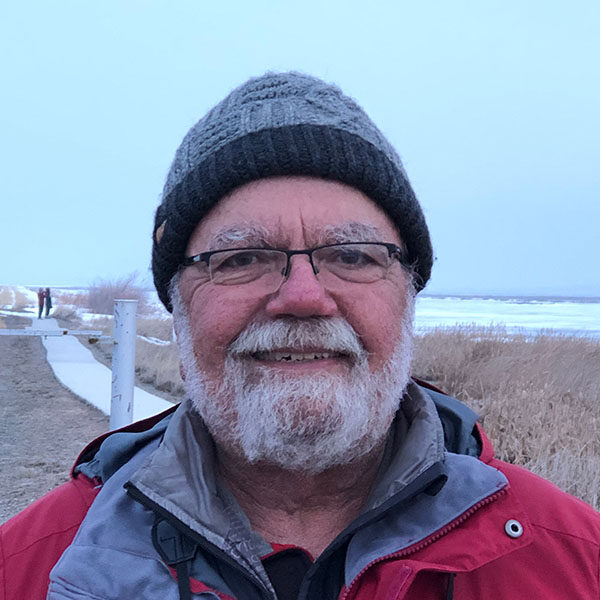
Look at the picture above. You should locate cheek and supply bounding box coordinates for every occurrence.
[187,289,261,364]
[337,285,408,365]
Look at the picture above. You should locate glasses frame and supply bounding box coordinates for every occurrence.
[182,242,407,279]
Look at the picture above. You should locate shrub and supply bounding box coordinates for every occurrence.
[13,289,30,311]
[49,306,79,321]
[53,291,88,307]
[0,288,14,309]
[0,286,35,310]
[87,274,148,315]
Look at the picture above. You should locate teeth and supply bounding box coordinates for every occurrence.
[257,352,334,362]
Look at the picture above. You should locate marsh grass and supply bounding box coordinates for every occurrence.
[49,305,80,321]
[0,288,14,308]
[412,326,600,508]
[53,291,88,307]
[134,339,184,395]
[0,287,30,311]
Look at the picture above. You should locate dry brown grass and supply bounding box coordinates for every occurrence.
[49,305,80,321]
[137,318,174,341]
[53,291,88,307]
[412,326,600,509]
[135,340,184,396]
[0,287,32,311]
[12,289,30,311]
[0,288,14,308]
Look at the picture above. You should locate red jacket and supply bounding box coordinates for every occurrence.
[2,403,599,599]
[344,430,600,599]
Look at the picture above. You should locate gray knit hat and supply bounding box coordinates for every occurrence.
[152,71,432,310]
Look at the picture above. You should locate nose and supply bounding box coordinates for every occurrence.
[265,255,339,319]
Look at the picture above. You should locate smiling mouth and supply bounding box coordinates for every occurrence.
[252,350,347,363]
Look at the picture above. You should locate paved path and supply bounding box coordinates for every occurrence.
[31,316,172,421]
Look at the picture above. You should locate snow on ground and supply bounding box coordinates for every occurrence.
[0,308,36,319]
[16,285,39,305]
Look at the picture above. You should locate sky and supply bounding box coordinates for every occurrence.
[1,1,598,297]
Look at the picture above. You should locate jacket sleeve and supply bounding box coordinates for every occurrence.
[0,476,100,600]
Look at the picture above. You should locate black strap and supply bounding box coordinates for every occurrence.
[446,572,456,600]
[175,561,192,600]
[152,517,198,600]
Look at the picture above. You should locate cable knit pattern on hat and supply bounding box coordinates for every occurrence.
[152,71,433,310]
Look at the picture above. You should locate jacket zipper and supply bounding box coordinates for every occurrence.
[338,487,508,600]
[297,463,448,600]
[125,482,275,600]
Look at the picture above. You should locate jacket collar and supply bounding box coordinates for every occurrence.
[366,382,446,511]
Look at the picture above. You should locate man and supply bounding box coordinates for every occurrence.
[44,287,53,318]
[37,287,45,319]
[2,72,599,599]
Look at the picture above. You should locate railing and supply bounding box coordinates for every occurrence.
[0,299,137,430]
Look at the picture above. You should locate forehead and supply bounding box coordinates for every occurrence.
[186,176,402,252]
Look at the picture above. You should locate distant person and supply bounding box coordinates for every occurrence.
[44,287,52,318]
[36,288,45,319]
[1,72,599,599]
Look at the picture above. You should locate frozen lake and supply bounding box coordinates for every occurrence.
[414,295,600,338]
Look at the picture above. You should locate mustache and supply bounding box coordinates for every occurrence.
[228,317,366,361]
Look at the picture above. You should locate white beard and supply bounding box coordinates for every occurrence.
[171,287,414,473]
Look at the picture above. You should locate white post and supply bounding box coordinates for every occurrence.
[110,299,137,430]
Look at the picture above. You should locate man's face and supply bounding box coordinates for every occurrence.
[175,176,415,471]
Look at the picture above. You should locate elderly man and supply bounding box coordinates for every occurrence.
[2,72,599,600]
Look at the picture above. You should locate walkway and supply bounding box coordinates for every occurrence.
[29,316,172,422]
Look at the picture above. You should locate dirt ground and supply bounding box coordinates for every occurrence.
[0,314,109,524]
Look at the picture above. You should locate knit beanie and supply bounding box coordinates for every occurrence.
[152,71,432,311]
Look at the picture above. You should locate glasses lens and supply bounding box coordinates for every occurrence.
[209,249,286,287]
[314,243,390,283]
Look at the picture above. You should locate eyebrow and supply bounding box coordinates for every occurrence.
[316,222,389,245]
[208,224,273,250]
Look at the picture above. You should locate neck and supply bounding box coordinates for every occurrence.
[217,443,386,558]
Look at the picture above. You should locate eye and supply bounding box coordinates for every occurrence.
[216,250,264,270]
[337,249,373,265]
[323,247,377,267]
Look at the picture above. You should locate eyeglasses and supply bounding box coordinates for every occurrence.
[182,242,407,293]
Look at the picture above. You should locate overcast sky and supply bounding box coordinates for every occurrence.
[1,1,598,296]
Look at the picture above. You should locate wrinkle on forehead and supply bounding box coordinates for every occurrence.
[207,221,397,250]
